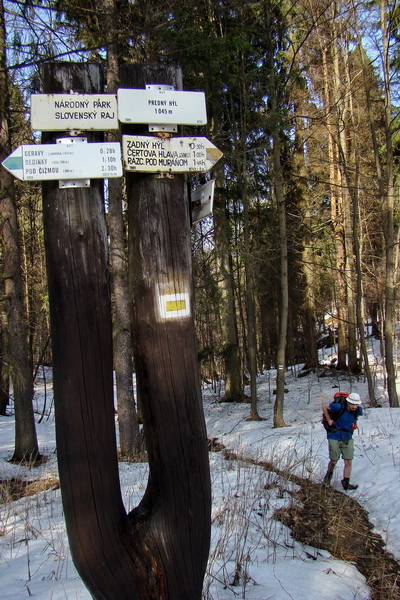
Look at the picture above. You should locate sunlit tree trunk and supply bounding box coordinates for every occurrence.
[272,121,288,428]
[320,38,348,369]
[380,0,399,406]
[331,31,359,373]
[103,0,142,455]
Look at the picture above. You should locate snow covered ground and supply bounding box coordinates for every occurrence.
[1,339,399,599]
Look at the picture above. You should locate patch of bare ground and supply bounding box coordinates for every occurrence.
[222,450,400,600]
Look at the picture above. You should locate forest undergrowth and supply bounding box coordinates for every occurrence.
[2,434,399,599]
[217,446,400,600]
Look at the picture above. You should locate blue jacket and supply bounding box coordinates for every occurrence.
[327,402,363,441]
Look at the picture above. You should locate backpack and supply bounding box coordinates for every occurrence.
[322,392,359,433]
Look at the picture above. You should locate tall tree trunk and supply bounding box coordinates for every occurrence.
[359,30,394,404]
[43,61,210,599]
[352,172,377,404]
[213,163,244,402]
[340,32,376,401]
[272,123,288,428]
[332,34,359,373]
[0,0,39,461]
[234,61,260,418]
[320,40,348,370]
[103,0,142,456]
[294,99,319,369]
[241,169,261,420]
[0,284,10,415]
[380,0,399,406]
[123,62,211,598]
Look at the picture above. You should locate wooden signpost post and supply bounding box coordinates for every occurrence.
[120,62,213,599]
[2,60,222,600]
[38,63,136,599]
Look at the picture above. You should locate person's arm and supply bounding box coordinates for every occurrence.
[322,403,334,427]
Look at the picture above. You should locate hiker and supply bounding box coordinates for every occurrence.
[322,392,363,490]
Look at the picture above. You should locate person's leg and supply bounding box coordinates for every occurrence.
[323,459,336,484]
[341,440,358,490]
[324,439,340,485]
[343,458,352,479]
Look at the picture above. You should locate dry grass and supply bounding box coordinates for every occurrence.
[275,480,400,600]
[1,443,398,599]
[211,447,400,600]
[0,476,59,506]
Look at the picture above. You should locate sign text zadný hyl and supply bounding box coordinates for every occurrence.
[122,136,222,173]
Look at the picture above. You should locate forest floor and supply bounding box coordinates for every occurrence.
[3,353,400,599]
[212,445,400,600]
[2,448,399,600]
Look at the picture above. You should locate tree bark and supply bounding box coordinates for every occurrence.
[331,34,359,374]
[0,289,10,415]
[0,0,39,461]
[380,0,399,407]
[320,39,348,371]
[103,0,142,456]
[213,163,245,402]
[42,61,210,599]
[123,62,212,598]
[294,97,319,369]
[272,123,288,428]
[241,169,261,420]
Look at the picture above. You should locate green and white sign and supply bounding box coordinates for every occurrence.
[2,142,122,180]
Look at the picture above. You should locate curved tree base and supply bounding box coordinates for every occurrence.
[246,415,265,422]
[219,392,250,403]
[10,452,44,466]
[273,421,289,428]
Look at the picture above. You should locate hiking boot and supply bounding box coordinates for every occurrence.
[323,470,334,486]
[341,478,358,491]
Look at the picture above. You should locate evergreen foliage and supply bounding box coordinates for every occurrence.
[1,0,400,407]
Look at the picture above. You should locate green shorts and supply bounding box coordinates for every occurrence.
[328,438,354,461]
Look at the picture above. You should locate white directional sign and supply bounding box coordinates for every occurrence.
[191,180,215,223]
[30,94,119,131]
[122,136,223,173]
[118,89,207,125]
[2,142,122,181]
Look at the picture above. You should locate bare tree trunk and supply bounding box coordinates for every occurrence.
[294,98,319,369]
[320,40,348,371]
[331,35,359,374]
[272,123,288,428]
[123,62,212,598]
[43,61,210,599]
[213,163,245,402]
[0,0,39,461]
[380,0,399,406]
[339,29,376,400]
[241,170,261,420]
[353,176,376,404]
[103,0,142,456]
[0,286,10,415]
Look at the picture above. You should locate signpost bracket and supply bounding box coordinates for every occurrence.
[146,83,177,133]
[59,179,90,189]
[57,137,90,188]
[155,172,174,180]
